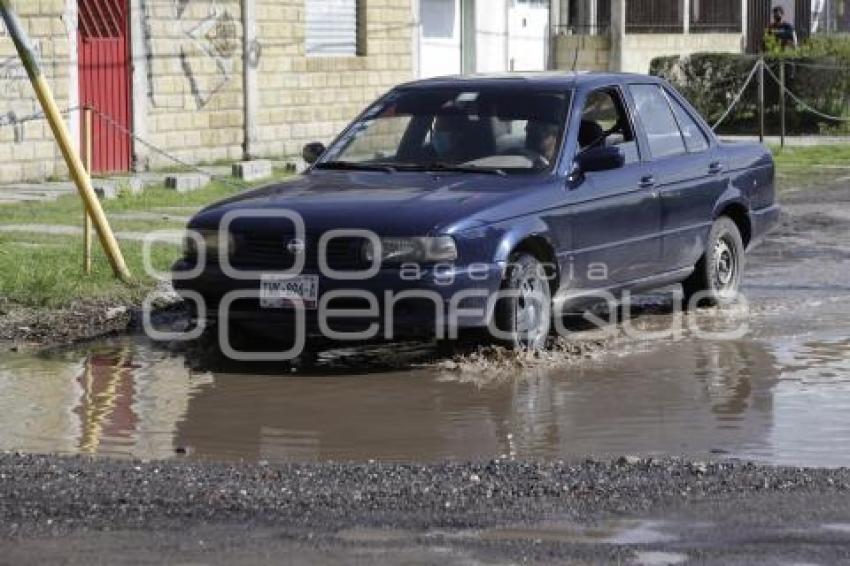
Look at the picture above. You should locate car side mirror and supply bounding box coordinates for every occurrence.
[302,142,326,165]
[574,145,625,174]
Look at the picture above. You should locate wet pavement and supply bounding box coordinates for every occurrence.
[1,178,849,468]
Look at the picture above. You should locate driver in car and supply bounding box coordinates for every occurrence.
[430,115,470,163]
[525,120,560,166]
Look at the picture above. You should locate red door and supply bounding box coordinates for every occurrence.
[78,0,132,173]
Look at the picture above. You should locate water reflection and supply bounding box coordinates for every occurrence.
[0,333,850,465]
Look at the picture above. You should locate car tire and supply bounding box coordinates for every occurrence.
[683,216,745,308]
[492,252,552,350]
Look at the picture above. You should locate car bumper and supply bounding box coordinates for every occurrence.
[749,204,781,250]
[171,260,504,338]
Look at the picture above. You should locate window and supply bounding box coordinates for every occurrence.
[305,0,364,56]
[579,88,639,164]
[338,116,413,162]
[629,84,686,159]
[318,87,571,173]
[666,91,710,153]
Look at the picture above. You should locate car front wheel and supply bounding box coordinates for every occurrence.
[493,252,552,350]
[683,216,745,307]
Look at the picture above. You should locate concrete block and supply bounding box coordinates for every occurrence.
[232,159,273,182]
[93,181,118,200]
[164,173,211,193]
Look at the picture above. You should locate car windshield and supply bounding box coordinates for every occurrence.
[317,86,572,174]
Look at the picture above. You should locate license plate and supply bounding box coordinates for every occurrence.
[259,275,319,309]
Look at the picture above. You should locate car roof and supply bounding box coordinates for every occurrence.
[396,71,659,91]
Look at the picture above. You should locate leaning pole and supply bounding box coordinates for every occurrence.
[0,0,130,281]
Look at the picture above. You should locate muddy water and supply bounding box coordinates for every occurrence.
[0,309,848,466]
[1,182,849,466]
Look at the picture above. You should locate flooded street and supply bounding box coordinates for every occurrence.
[0,179,849,564]
[1,179,849,468]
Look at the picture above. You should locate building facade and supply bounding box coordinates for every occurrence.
[3,0,833,185]
[415,0,554,77]
[0,0,414,183]
[554,0,749,74]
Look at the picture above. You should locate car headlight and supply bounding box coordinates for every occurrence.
[361,236,457,264]
[183,229,237,258]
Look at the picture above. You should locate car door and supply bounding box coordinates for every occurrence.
[628,83,728,272]
[563,85,662,290]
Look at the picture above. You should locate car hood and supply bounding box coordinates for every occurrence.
[190,170,552,235]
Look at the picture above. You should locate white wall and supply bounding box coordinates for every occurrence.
[476,0,508,72]
[417,0,551,77]
[419,0,462,77]
[507,1,549,71]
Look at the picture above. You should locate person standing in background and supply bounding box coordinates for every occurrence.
[768,5,798,49]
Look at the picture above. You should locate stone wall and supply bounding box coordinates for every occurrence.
[0,0,73,184]
[553,34,611,72]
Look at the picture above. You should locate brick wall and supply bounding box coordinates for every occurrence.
[0,0,415,184]
[0,0,72,184]
[140,0,245,168]
[253,0,414,158]
[554,35,611,72]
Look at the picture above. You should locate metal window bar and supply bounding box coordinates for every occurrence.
[626,0,683,33]
[557,0,612,35]
[690,0,742,32]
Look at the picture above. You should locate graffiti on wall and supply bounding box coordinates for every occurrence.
[0,41,42,142]
[144,0,239,110]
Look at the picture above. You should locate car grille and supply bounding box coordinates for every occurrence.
[228,232,366,271]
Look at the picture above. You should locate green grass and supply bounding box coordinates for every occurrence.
[770,144,850,169]
[0,172,291,309]
[770,144,850,193]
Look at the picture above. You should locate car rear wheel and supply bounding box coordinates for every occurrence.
[683,216,745,308]
[493,252,552,350]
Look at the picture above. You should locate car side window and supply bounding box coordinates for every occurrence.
[629,84,686,159]
[666,91,710,153]
[579,88,639,165]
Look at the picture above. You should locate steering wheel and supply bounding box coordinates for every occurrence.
[498,148,550,169]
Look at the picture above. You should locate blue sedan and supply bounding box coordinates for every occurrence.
[173,72,779,351]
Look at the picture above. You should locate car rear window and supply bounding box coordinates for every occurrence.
[629,84,687,159]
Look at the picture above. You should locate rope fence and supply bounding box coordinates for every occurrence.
[658,55,850,140]
[762,62,850,124]
[711,61,762,131]
[86,106,246,190]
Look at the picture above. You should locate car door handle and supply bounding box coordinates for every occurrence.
[708,161,723,175]
[639,175,655,188]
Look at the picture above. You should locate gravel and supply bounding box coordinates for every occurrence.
[1,453,849,537]
[4,453,850,563]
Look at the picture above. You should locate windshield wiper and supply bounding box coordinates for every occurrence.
[315,160,396,173]
[393,162,507,176]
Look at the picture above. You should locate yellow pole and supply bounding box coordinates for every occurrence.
[0,0,131,281]
[83,107,93,275]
